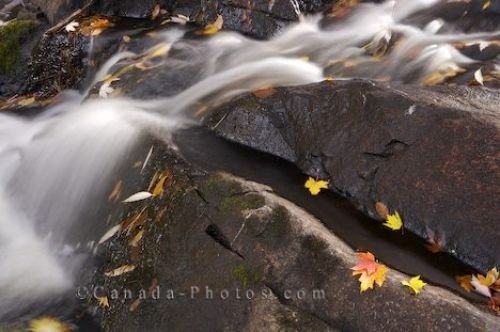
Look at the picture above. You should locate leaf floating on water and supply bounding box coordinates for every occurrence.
[383,211,403,231]
[304,177,329,196]
[98,224,121,245]
[123,191,153,203]
[29,317,71,332]
[64,21,79,32]
[401,275,427,295]
[105,264,136,277]
[456,275,473,292]
[199,14,223,35]
[474,68,484,86]
[97,296,110,308]
[482,0,491,10]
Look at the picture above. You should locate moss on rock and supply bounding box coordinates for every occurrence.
[0,19,35,74]
[232,262,260,288]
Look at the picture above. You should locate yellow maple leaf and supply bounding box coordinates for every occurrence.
[152,173,169,197]
[353,264,388,292]
[477,267,499,287]
[402,275,427,294]
[199,15,223,35]
[304,177,329,195]
[97,296,110,308]
[383,211,403,231]
[29,317,71,332]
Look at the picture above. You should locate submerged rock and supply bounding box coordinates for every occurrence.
[206,80,500,273]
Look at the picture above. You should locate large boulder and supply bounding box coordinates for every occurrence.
[205,80,500,273]
[75,142,498,331]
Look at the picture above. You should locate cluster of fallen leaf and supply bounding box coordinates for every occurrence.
[305,178,403,231]
[304,177,499,314]
[351,251,426,294]
[93,146,173,310]
[457,268,500,314]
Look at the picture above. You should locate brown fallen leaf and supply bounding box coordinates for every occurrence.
[253,87,276,98]
[122,208,148,235]
[129,298,142,312]
[151,4,161,20]
[108,180,123,202]
[80,17,113,36]
[425,228,445,253]
[375,202,389,220]
[456,275,473,292]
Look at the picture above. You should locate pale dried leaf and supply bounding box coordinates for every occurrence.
[105,264,136,277]
[98,224,121,245]
[123,191,153,203]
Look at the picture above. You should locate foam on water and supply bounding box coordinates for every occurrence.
[0,0,497,318]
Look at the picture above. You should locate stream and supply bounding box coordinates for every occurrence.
[0,0,498,326]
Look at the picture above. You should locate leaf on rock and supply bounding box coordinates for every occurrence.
[80,17,113,36]
[456,275,473,292]
[151,4,161,20]
[402,275,427,295]
[383,211,403,231]
[97,296,110,308]
[474,68,484,86]
[351,251,379,275]
[105,264,136,277]
[141,146,154,173]
[482,0,491,10]
[64,21,79,33]
[375,201,389,219]
[99,77,120,98]
[129,229,145,247]
[123,191,153,203]
[98,224,121,245]
[304,177,329,195]
[354,264,388,292]
[129,298,142,312]
[29,317,71,332]
[108,179,123,202]
[152,173,169,197]
[199,15,224,35]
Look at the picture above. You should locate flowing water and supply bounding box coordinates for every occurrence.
[0,0,497,320]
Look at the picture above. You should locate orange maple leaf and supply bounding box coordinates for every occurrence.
[351,252,379,275]
[353,265,388,292]
[456,275,473,293]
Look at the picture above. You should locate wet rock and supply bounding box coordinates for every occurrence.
[205,80,500,273]
[82,143,498,331]
[0,18,45,97]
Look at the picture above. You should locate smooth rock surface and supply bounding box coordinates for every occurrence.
[206,80,500,273]
[80,143,499,331]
